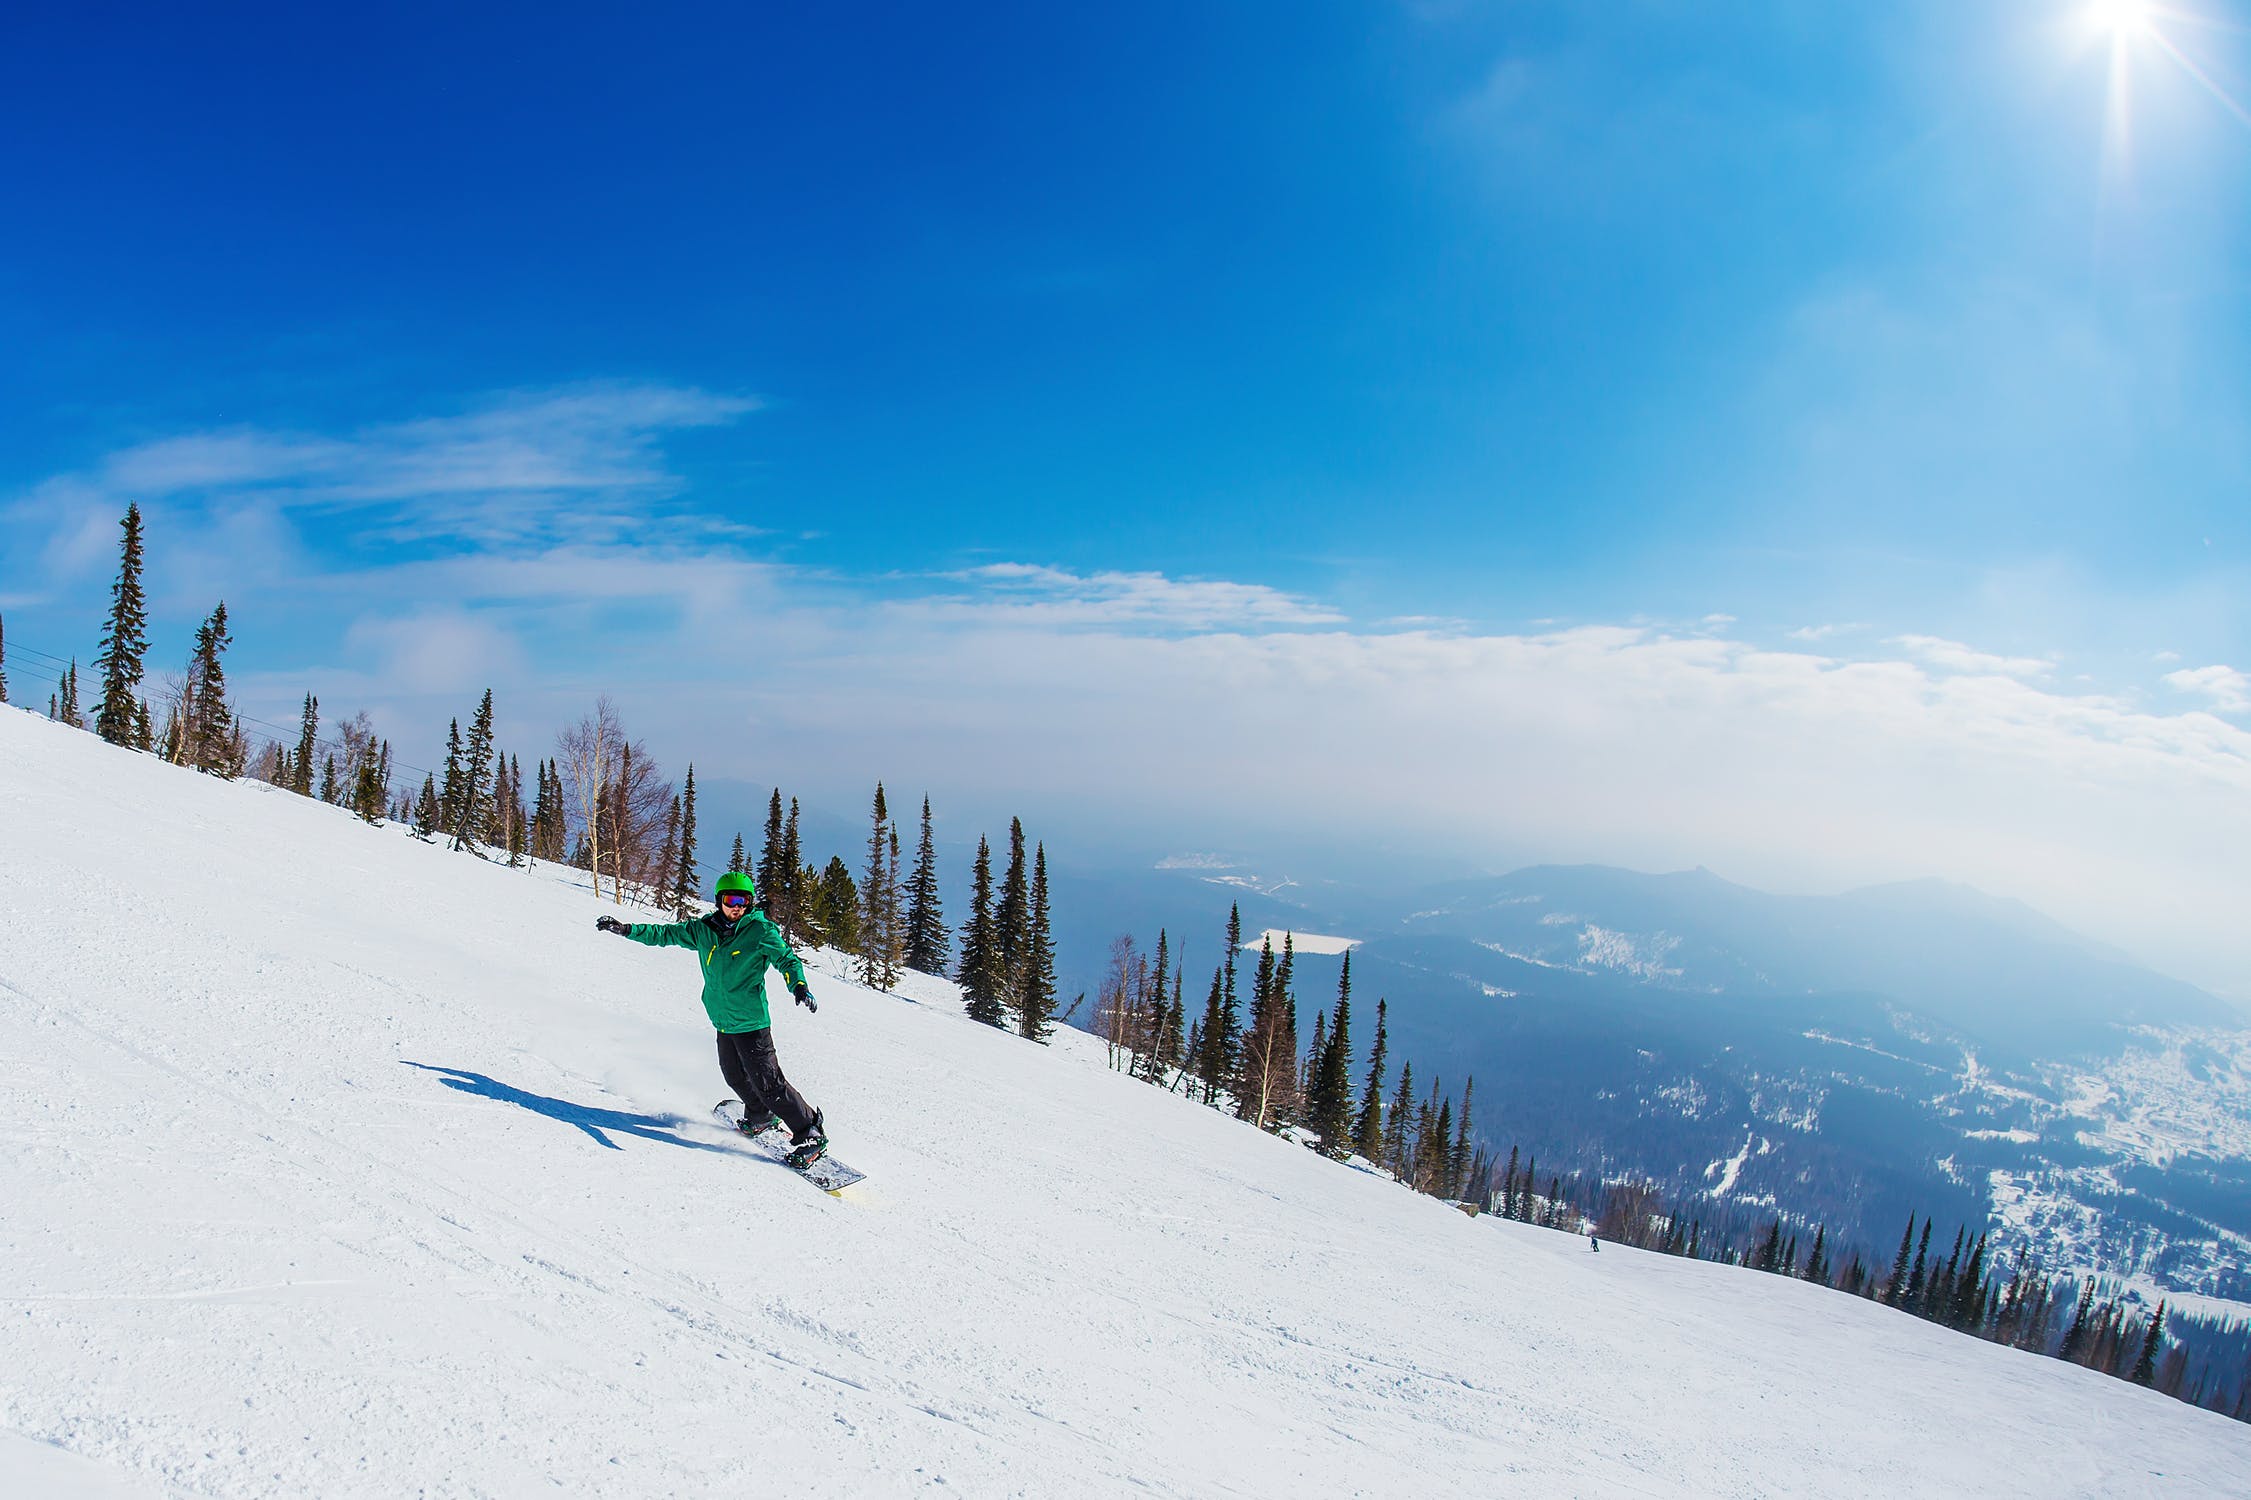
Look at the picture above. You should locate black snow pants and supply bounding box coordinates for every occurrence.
[716,1027,817,1137]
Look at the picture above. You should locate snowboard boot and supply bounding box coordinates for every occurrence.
[785,1110,828,1169]
[737,1110,784,1138]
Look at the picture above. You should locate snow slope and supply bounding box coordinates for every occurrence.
[2,707,2247,1498]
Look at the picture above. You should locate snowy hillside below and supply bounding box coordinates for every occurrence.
[3,707,2247,1498]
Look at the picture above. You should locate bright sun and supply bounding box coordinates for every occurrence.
[2090,0,2156,39]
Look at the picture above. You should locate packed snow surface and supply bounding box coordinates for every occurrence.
[3,709,2248,1498]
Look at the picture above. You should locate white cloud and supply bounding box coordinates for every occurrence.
[2163,664,2251,715]
[222,540,2251,992]
[1889,634,2054,679]
[926,564,1342,631]
[3,383,759,575]
[15,398,2251,997]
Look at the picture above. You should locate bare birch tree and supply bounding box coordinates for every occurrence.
[557,696,624,902]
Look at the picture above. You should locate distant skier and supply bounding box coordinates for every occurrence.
[595,870,829,1168]
[1588,1232,1600,1253]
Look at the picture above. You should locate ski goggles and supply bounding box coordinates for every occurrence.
[717,893,753,910]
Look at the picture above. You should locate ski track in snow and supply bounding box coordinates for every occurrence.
[2,708,2248,1498]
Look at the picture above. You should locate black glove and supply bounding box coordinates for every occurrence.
[596,916,627,935]
[793,983,817,1013]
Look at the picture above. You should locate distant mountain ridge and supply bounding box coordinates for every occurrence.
[1056,854,2251,1310]
[1392,864,2237,1060]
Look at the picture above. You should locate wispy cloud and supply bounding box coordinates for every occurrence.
[2164,664,2251,715]
[923,563,1343,632]
[1890,634,2054,679]
[3,383,760,583]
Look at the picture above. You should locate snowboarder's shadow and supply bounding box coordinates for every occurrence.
[401,1062,729,1154]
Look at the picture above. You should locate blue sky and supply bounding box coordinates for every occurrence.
[5,2,2251,988]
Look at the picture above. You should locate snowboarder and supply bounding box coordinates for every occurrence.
[595,870,829,1168]
[1588,1231,1600,1253]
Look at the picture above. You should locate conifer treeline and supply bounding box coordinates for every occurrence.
[716,783,1054,1037]
[1495,1165,2251,1424]
[31,508,1068,991]
[1096,905,1486,1197]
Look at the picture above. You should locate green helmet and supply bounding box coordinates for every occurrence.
[713,870,756,903]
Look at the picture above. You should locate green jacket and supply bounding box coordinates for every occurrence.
[623,910,809,1033]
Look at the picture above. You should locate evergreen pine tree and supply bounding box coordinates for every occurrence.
[904,795,948,974]
[1163,964,1184,1078]
[1193,969,1227,1103]
[779,798,803,936]
[2060,1281,2096,1363]
[292,694,319,796]
[1310,955,1356,1157]
[1269,934,1301,1125]
[1499,1144,1521,1218]
[1953,1233,1988,1329]
[354,743,389,825]
[993,817,1030,1017]
[958,836,1004,1027]
[2131,1303,2166,1385]
[1351,998,1388,1162]
[1425,1094,1452,1197]
[134,697,152,750]
[450,690,496,853]
[439,719,465,833]
[1805,1225,1829,1284]
[1886,1217,1916,1304]
[181,602,237,774]
[1906,1219,1933,1311]
[529,759,558,853]
[810,856,859,951]
[1192,906,1245,1107]
[504,756,528,865]
[1236,936,1280,1125]
[757,790,784,909]
[858,783,894,989]
[318,753,338,805]
[1385,1060,1415,1178]
[886,824,905,982]
[412,773,441,840]
[1140,930,1172,1081]
[1221,904,1242,1079]
[729,832,746,875]
[1755,1221,1783,1273]
[1019,842,1057,1041]
[671,765,699,917]
[92,503,150,746]
[1450,1075,1474,1197]
[59,660,83,727]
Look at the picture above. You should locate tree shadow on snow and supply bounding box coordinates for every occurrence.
[400,1062,729,1154]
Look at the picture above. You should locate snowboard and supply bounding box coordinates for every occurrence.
[713,1100,866,1194]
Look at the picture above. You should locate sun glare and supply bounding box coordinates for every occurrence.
[2077,0,2251,146]
[2090,0,2156,38]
